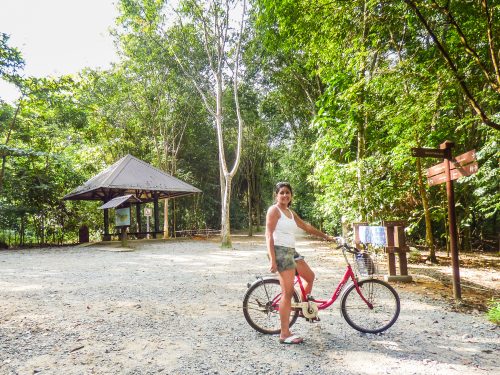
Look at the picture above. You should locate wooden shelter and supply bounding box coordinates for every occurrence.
[63,154,201,240]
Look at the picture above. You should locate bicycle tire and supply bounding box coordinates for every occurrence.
[341,279,400,334]
[242,278,300,334]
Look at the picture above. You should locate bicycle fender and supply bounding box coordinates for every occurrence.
[246,276,278,290]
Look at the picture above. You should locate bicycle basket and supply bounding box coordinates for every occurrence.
[353,252,377,277]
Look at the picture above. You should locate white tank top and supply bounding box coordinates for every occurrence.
[273,206,298,248]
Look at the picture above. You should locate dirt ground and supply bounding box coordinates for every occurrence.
[405,250,499,313]
[0,234,498,375]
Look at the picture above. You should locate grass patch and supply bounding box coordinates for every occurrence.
[408,248,423,264]
[486,298,500,325]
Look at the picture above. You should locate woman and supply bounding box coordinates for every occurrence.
[266,182,334,344]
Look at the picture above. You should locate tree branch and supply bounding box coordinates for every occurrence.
[431,0,500,93]
[404,0,500,131]
[229,0,246,177]
[481,0,500,89]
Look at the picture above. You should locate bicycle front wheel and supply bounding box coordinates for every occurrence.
[341,279,400,334]
[242,278,300,334]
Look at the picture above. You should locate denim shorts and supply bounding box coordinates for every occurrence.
[274,245,304,273]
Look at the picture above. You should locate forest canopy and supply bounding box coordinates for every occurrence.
[0,0,498,253]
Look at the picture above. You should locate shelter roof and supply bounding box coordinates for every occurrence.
[63,154,201,202]
[99,194,141,209]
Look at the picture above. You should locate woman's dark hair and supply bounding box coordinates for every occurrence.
[274,182,293,207]
[275,182,293,194]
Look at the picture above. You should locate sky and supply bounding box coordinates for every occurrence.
[0,0,120,104]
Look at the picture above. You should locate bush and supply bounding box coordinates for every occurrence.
[408,248,423,264]
[486,298,500,325]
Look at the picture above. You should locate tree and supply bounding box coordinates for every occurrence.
[0,33,25,194]
[403,0,500,131]
[169,0,248,247]
[0,33,24,79]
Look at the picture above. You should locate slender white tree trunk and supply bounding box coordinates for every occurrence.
[171,0,246,248]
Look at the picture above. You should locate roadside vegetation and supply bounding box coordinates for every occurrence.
[0,1,498,261]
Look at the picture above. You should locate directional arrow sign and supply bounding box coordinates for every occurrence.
[427,161,478,186]
[450,162,478,180]
[427,149,477,180]
[427,163,446,178]
[411,147,450,159]
[455,150,476,165]
[428,173,448,187]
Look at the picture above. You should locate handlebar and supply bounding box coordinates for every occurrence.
[332,236,360,254]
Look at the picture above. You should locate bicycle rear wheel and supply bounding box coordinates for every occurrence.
[242,278,300,334]
[341,279,400,334]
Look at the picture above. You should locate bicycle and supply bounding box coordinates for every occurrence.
[242,238,400,334]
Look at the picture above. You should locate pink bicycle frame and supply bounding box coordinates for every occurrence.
[291,264,373,310]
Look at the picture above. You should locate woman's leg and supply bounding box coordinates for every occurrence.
[277,268,298,339]
[295,259,315,296]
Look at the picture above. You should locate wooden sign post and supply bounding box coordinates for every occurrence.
[411,141,478,301]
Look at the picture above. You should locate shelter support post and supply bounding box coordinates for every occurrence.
[120,226,128,247]
[163,198,169,239]
[103,208,111,241]
[153,194,160,239]
[136,202,142,238]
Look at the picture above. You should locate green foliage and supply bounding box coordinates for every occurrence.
[0,0,498,252]
[408,248,423,264]
[253,0,499,249]
[486,298,500,325]
[0,33,24,79]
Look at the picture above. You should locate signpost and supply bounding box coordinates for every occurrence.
[411,147,451,159]
[411,142,478,301]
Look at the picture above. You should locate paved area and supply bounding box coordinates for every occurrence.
[0,235,498,374]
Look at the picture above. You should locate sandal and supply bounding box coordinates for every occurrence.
[279,335,304,345]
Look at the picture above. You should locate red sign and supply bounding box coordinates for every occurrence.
[427,163,446,178]
[426,150,478,186]
[455,150,476,165]
[450,162,478,179]
[428,173,448,187]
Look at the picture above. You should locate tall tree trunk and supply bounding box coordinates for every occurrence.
[170,0,247,248]
[41,212,45,245]
[221,175,233,247]
[356,112,367,221]
[356,0,369,222]
[20,216,25,246]
[416,157,437,262]
[247,174,253,236]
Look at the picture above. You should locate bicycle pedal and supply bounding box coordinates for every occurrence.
[306,317,321,323]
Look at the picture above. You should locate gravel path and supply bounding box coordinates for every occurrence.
[0,235,498,375]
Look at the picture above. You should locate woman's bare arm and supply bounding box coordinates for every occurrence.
[292,210,334,241]
[266,206,280,272]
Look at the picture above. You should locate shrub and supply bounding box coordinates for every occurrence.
[408,248,422,264]
[486,298,500,325]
